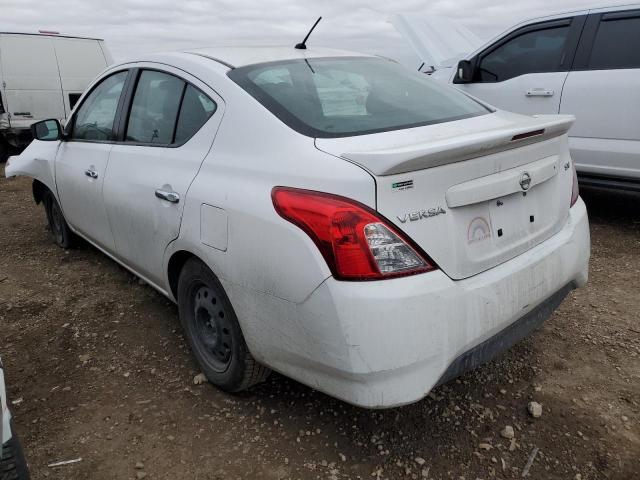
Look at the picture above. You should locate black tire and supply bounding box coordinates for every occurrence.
[43,191,76,248]
[177,258,270,392]
[0,140,9,163]
[1,431,30,480]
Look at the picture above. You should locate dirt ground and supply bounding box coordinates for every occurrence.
[0,164,638,480]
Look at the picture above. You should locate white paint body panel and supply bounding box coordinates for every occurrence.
[55,142,116,252]
[456,72,568,116]
[560,69,640,180]
[5,47,591,407]
[200,205,228,251]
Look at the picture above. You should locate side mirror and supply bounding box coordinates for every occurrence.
[31,119,63,141]
[454,60,475,84]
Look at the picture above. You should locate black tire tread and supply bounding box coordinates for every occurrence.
[0,142,9,164]
[235,349,271,392]
[1,435,29,480]
[43,190,76,249]
[0,441,18,480]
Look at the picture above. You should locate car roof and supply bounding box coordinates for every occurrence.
[518,2,640,25]
[184,46,373,69]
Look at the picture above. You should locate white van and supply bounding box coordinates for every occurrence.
[0,31,112,161]
[393,4,640,191]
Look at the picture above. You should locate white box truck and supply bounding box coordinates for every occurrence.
[0,31,113,161]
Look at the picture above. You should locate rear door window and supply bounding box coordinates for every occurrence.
[126,70,185,144]
[588,13,640,70]
[174,85,217,144]
[476,24,571,82]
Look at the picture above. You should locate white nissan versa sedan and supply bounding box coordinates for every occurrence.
[5,47,590,408]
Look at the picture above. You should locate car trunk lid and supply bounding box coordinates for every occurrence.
[315,111,575,279]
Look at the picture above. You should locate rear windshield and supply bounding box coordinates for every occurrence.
[228,57,489,138]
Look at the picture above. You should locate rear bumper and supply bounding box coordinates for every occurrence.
[247,198,589,408]
[436,282,573,386]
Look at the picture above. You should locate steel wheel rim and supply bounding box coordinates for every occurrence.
[192,284,232,372]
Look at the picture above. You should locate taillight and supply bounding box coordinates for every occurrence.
[272,187,436,281]
[570,161,579,207]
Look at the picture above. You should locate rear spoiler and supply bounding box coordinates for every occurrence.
[340,115,575,176]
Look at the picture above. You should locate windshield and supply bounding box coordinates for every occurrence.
[228,57,489,138]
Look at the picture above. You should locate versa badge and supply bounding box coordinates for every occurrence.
[397,207,446,223]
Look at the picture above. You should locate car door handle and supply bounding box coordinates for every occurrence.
[155,189,180,204]
[84,169,98,179]
[525,89,554,97]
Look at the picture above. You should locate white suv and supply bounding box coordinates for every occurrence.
[6,47,590,408]
[396,4,640,191]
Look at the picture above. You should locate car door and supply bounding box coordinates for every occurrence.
[103,66,223,286]
[560,9,640,182]
[55,70,129,252]
[455,16,586,116]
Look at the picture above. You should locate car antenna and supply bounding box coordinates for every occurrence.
[295,17,322,50]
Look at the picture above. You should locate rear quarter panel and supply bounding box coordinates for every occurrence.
[169,82,377,304]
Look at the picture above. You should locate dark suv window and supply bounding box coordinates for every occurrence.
[588,14,640,70]
[476,24,571,82]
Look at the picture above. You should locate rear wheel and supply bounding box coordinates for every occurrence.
[177,258,270,392]
[43,191,75,248]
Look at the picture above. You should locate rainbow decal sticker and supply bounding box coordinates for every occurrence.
[468,217,492,244]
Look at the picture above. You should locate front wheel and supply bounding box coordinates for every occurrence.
[177,258,270,392]
[43,191,76,248]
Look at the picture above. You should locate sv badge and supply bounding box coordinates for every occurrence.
[397,206,446,223]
